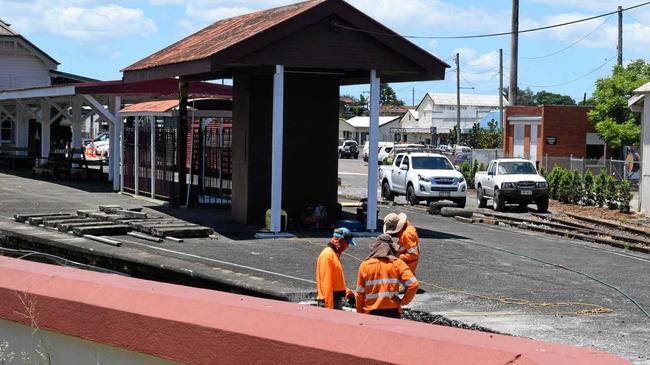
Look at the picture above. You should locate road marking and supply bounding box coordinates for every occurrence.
[338,172,368,176]
[124,240,316,284]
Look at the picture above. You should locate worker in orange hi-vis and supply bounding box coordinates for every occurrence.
[355,234,418,318]
[316,227,356,309]
[383,212,420,274]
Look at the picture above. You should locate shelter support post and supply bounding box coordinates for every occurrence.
[14,103,28,154]
[113,96,122,191]
[367,70,380,231]
[71,97,82,149]
[39,99,51,161]
[134,117,140,195]
[150,116,156,198]
[271,65,285,233]
[178,81,189,205]
[641,99,650,214]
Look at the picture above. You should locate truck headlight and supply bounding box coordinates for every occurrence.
[502,182,516,189]
[456,176,465,183]
[418,175,431,182]
[536,182,548,188]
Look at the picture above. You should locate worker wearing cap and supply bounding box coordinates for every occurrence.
[316,228,356,309]
[355,234,418,318]
[383,212,420,273]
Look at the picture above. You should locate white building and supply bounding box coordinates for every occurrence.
[345,116,400,144]
[397,92,508,144]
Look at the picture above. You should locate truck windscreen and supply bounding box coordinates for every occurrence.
[498,162,537,175]
[411,157,453,170]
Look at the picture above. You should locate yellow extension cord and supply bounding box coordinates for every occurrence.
[306,240,613,316]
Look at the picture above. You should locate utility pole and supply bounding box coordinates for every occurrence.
[499,48,504,131]
[412,87,415,106]
[456,53,461,145]
[617,5,623,66]
[509,0,519,106]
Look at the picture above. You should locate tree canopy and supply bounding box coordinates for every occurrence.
[588,60,650,148]
[380,83,405,106]
[504,87,575,106]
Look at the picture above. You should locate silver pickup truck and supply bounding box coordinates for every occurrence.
[475,158,549,212]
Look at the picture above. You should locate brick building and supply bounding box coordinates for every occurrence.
[504,105,607,168]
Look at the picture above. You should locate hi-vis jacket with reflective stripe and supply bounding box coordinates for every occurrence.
[316,246,348,309]
[397,223,420,273]
[355,258,418,313]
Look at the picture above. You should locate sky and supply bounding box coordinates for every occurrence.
[3,0,650,105]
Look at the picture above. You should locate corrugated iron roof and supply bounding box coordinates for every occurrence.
[123,0,324,72]
[120,100,180,114]
[0,19,16,36]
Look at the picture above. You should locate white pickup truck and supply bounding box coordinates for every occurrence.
[475,158,549,212]
[379,152,467,207]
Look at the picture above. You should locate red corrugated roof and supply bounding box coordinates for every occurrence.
[75,78,232,98]
[123,0,324,72]
[120,100,180,114]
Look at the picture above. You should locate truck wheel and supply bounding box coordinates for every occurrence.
[493,189,505,212]
[536,196,549,213]
[406,185,418,206]
[454,197,467,208]
[477,187,488,208]
[382,181,395,202]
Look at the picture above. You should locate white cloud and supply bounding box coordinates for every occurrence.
[1,1,156,41]
[449,48,501,85]
[528,0,641,11]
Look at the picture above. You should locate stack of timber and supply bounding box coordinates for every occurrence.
[13,205,213,239]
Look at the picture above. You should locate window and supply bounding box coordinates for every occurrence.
[0,120,12,143]
[498,162,537,175]
[411,156,454,170]
[586,144,605,165]
[395,155,404,167]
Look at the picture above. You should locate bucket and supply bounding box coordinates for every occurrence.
[265,209,288,232]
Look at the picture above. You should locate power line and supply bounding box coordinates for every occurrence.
[522,56,615,88]
[521,15,613,60]
[332,1,650,40]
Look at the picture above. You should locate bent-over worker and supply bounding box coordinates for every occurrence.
[383,212,420,273]
[355,234,418,318]
[316,227,356,309]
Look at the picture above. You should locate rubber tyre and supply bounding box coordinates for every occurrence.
[353,154,359,159]
[406,185,418,206]
[493,189,506,212]
[477,187,487,208]
[536,195,549,213]
[382,181,395,202]
[518,202,528,209]
[454,197,467,208]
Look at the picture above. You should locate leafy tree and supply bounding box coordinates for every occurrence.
[459,161,474,189]
[594,170,608,207]
[618,179,632,213]
[606,175,619,210]
[533,90,576,105]
[588,60,650,148]
[447,124,463,145]
[380,83,404,106]
[547,166,564,200]
[570,170,583,205]
[467,123,480,148]
[583,170,595,206]
[476,120,503,149]
[505,87,535,106]
[558,170,573,204]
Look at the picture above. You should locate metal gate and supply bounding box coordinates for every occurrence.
[122,124,135,193]
[154,119,177,201]
[197,118,232,205]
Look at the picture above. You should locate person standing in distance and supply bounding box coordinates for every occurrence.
[383,212,420,274]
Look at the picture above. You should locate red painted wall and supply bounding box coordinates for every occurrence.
[0,257,632,365]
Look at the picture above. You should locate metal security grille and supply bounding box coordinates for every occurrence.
[122,125,135,193]
[154,121,177,201]
[198,118,232,205]
[138,121,152,196]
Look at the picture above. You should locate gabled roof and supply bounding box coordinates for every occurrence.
[417,93,508,110]
[346,116,399,128]
[124,1,324,72]
[633,81,650,94]
[120,100,181,114]
[122,0,448,83]
[0,18,59,66]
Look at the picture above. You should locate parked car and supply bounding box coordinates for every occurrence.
[377,145,395,164]
[379,152,467,207]
[85,133,110,159]
[364,141,394,162]
[338,140,359,159]
[475,158,549,212]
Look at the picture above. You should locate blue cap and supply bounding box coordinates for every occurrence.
[333,227,356,246]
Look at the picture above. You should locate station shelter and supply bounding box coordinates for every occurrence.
[122,0,449,232]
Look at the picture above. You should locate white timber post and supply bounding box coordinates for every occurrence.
[367,70,380,231]
[641,98,650,214]
[150,116,156,198]
[71,97,82,149]
[113,96,122,192]
[134,116,140,195]
[14,103,27,154]
[40,99,51,160]
[270,65,285,233]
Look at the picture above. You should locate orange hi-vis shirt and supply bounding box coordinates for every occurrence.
[397,223,420,273]
[355,258,418,314]
[316,246,348,309]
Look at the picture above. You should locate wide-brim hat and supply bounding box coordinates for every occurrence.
[383,213,407,234]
